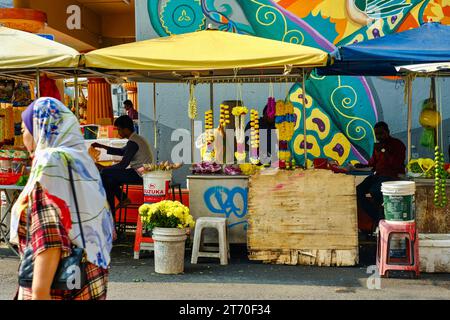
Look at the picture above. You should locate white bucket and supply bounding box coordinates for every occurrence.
[152,227,187,274]
[381,181,416,221]
[143,171,172,203]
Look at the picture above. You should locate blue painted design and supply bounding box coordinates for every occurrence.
[203,186,248,229]
[160,0,206,35]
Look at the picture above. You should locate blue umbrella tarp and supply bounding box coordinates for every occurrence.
[317,23,450,76]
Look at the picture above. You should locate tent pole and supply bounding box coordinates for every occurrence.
[74,71,79,119]
[36,68,40,98]
[407,76,413,163]
[301,69,308,169]
[153,82,158,156]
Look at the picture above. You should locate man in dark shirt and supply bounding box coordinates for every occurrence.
[92,115,153,214]
[356,122,406,228]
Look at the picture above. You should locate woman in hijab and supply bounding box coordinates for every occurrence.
[10,97,115,300]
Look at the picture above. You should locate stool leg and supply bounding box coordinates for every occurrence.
[191,225,203,264]
[133,217,143,260]
[219,223,228,265]
[178,186,183,204]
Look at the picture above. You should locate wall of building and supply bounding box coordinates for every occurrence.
[136,0,450,186]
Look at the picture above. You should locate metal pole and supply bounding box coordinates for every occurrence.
[74,71,79,119]
[301,70,308,169]
[153,82,157,153]
[407,76,413,163]
[35,68,40,98]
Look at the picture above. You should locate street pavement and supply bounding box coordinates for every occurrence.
[1,241,449,300]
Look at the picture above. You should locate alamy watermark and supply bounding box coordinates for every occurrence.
[66,5,81,30]
[366,265,381,290]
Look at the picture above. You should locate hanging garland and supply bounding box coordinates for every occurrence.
[250,109,260,165]
[188,82,198,120]
[434,79,447,208]
[203,110,215,161]
[232,106,248,162]
[434,146,447,208]
[219,104,231,127]
[275,100,296,162]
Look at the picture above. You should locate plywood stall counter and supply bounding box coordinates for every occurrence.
[247,169,358,266]
[414,179,450,234]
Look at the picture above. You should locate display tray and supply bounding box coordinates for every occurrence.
[187,175,249,180]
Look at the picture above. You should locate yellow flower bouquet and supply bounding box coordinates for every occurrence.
[139,200,195,230]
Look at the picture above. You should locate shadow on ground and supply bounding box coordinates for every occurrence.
[108,237,385,289]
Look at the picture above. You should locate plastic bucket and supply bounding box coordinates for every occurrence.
[381,181,416,222]
[143,171,172,203]
[152,227,187,274]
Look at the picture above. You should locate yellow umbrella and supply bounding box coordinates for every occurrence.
[85,30,328,74]
[0,26,80,69]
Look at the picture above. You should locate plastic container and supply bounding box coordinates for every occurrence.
[0,172,22,185]
[143,171,172,203]
[381,181,416,221]
[0,157,12,173]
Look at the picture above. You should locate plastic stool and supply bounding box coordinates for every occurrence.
[116,184,142,238]
[169,182,183,203]
[191,217,229,265]
[376,220,420,278]
[133,182,172,259]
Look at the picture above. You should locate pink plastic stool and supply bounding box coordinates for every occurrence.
[376,219,420,278]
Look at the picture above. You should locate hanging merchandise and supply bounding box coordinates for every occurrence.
[39,73,61,101]
[11,81,33,107]
[420,79,439,149]
[266,82,276,121]
[433,146,447,208]
[433,78,447,208]
[275,100,296,163]
[232,105,248,163]
[250,109,260,164]
[203,110,215,161]
[0,80,15,103]
[219,104,230,127]
[188,82,198,120]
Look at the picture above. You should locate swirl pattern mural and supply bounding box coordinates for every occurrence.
[147,0,447,165]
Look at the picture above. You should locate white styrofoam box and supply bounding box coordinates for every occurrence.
[419,233,450,273]
[84,139,128,162]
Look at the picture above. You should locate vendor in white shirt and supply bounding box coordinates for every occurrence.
[92,115,153,213]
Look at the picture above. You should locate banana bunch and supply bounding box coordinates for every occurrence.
[143,161,183,172]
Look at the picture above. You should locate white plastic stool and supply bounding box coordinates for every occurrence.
[191,217,229,265]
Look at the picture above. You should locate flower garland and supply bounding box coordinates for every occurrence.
[188,82,197,120]
[250,109,260,164]
[275,100,296,162]
[203,110,215,161]
[219,104,231,127]
[233,106,248,163]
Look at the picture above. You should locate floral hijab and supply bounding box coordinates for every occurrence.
[11,97,114,269]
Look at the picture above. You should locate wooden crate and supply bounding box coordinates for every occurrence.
[247,169,358,266]
[415,183,450,234]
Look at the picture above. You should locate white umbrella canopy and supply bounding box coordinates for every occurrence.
[0,26,80,69]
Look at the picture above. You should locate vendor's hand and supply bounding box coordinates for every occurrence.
[91,142,106,149]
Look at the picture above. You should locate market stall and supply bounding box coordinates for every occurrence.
[83,29,350,253]
[316,23,450,272]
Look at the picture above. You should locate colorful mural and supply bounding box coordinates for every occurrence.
[146,0,449,165]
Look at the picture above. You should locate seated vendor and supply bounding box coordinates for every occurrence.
[92,115,153,213]
[355,122,406,230]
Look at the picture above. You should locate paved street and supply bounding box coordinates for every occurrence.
[1,242,449,300]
